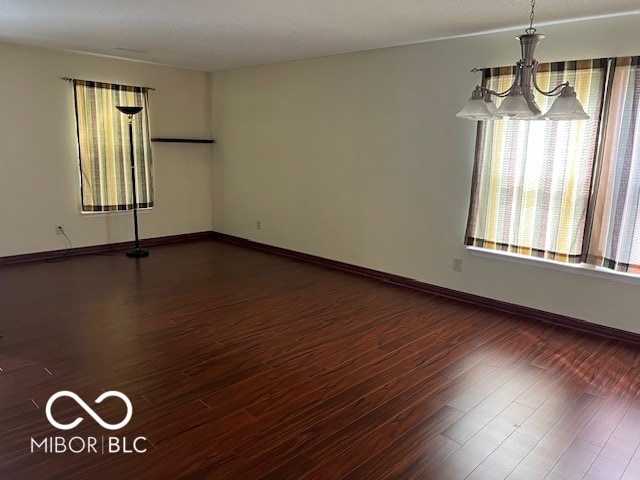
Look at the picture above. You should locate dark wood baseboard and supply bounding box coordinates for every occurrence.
[211,231,640,346]
[0,231,215,266]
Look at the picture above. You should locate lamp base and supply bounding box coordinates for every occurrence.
[126,248,149,258]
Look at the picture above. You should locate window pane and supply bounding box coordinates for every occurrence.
[465,59,608,262]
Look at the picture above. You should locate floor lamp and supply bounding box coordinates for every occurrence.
[116,106,149,258]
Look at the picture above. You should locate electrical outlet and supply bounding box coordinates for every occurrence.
[453,258,463,272]
[256,220,261,230]
[55,225,64,235]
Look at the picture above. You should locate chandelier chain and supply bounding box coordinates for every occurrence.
[526,0,537,34]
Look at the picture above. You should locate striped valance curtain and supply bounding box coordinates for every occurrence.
[465,59,608,262]
[587,57,640,273]
[73,80,153,212]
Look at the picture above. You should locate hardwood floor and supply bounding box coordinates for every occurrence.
[1,239,640,479]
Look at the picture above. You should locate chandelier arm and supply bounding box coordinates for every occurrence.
[530,62,569,96]
[478,85,515,98]
[532,74,569,96]
[478,67,520,98]
[489,88,514,98]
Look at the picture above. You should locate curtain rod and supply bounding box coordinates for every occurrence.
[61,77,155,91]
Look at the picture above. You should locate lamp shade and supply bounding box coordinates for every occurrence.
[116,106,143,116]
[543,86,589,120]
[456,87,497,120]
[456,98,495,120]
[495,90,533,118]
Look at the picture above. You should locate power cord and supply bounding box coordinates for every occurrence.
[45,226,72,263]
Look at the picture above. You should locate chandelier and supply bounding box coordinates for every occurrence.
[456,0,588,121]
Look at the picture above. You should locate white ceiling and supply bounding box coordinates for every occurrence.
[2,0,639,71]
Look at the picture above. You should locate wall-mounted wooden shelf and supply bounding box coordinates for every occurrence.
[151,138,216,144]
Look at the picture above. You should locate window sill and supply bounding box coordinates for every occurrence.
[80,207,152,216]
[466,246,640,286]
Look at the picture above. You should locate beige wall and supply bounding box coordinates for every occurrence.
[0,42,213,257]
[211,14,640,333]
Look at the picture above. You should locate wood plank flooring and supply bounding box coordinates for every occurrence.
[1,239,640,479]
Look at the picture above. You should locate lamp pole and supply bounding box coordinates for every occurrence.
[116,106,149,258]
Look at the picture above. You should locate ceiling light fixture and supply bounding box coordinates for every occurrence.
[457,0,588,121]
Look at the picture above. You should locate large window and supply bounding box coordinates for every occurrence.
[466,56,640,274]
[73,80,154,212]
